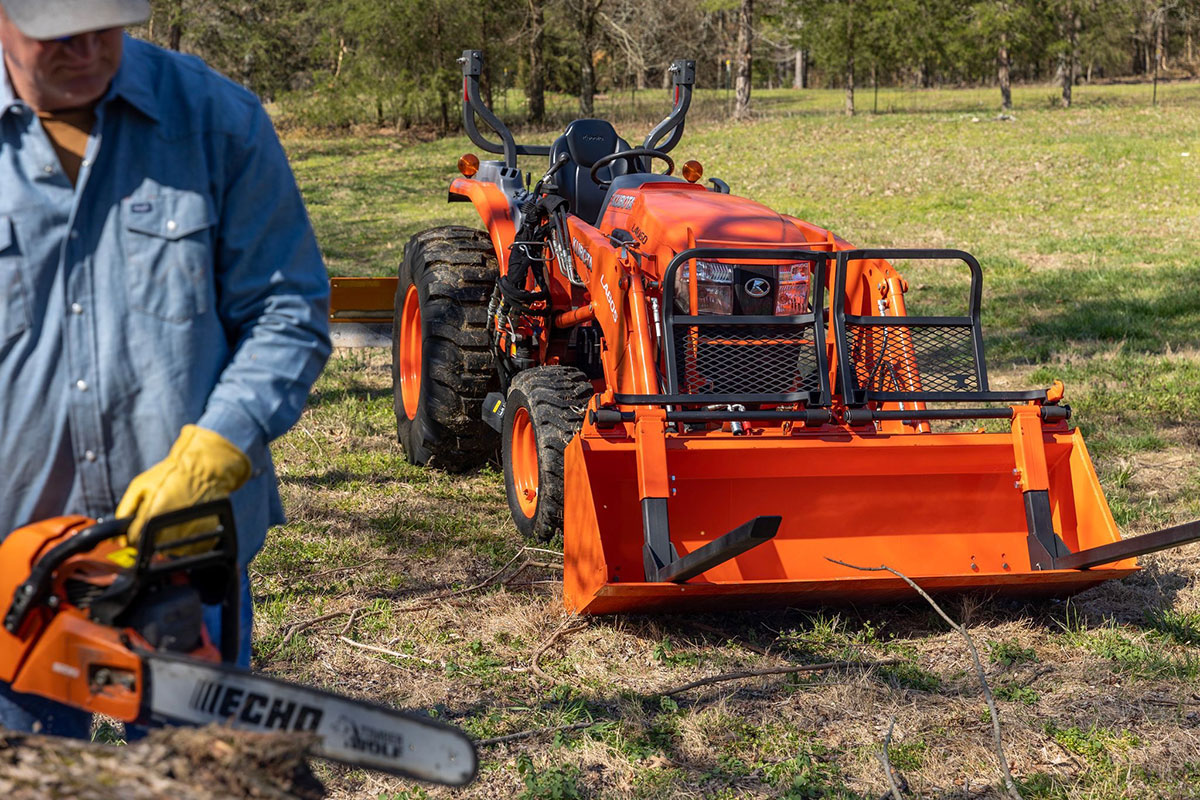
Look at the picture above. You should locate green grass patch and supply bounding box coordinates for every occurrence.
[987,640,1039,668]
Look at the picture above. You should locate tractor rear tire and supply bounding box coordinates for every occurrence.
[392,226,499,471]
[502,367,594,542]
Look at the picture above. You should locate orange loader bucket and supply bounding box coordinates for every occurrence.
[563,426,1135,615]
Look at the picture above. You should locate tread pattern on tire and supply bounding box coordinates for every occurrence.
[393,226,498,472]
[503,366,595,542]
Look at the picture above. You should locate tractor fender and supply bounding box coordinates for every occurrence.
[449,177,517,274]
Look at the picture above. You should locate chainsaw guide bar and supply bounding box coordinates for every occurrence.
[143,653,477,785]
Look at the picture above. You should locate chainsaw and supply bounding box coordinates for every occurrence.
[0,499,476,787]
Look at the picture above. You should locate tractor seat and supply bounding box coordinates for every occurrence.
[548,119,636,225]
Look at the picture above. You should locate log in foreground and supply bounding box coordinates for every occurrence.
[0,725,325,800]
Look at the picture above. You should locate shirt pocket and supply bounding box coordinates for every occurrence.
[0,216,31,348]
[122,188,215,323]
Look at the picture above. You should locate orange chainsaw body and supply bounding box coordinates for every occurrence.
[0,513,223,721]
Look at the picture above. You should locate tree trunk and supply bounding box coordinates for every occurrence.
[793,50,803,88]
[577,0,602,117]
[527,0,546,124]
[872,62,878,113]
[334,37,346,78]
[1155,12,1165,72]
[733,0,753,120]
[845,2,855,115]
[1059,4,1076,108]
[998,33,1012,110]
[168,22,181,51]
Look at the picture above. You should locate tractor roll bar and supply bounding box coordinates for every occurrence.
[643,59,696,154]
[459,50,551,169]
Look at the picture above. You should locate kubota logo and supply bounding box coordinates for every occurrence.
[744,277,770,298]
[570,236,593,269]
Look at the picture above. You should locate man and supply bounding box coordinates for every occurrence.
[0,0,331,736]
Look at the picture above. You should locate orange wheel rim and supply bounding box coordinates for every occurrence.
[511,407,538,518]
[399,285,422,419]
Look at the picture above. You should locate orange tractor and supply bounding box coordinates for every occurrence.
[344,51,1200,614]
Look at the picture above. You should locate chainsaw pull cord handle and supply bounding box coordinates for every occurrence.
[3,516,131,634]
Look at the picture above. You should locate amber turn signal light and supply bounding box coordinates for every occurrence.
[458,153,480,177]
[682,160,703,183]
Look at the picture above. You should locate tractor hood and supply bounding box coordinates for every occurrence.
[622,187,818,256]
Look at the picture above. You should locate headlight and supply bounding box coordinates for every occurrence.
[775,261,811,315]
[675,260,812,316]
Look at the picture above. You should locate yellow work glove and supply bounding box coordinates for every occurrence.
[116,425,251,554]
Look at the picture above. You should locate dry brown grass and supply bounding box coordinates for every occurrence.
[248,350,1200,800]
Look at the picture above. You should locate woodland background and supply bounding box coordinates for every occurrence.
[137,0,1200,130]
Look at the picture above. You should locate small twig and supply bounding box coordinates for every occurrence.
[876,716,905,800]
[278,610,350,646]
[531,622,588,682]
[520,547,565,559]
[687,620,772,655]
[305,556,399,582]
[339,608,360,637]
[406,548,554,605]
[1018,665,1054,689]
[657,659,901,697]
[298,422,326,460]
[827,557,1023,800]
[337,635,436,665]
[476,721,594,747]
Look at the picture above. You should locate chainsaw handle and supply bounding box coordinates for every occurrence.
[3,516,130,634]
[129,499,241,663]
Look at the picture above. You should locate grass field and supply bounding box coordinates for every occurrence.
[260,81,1200,799]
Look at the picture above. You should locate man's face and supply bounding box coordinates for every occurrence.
[0,7,122,111]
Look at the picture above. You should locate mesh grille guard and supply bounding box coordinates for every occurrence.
[656,246,835,407]
[832,248,1047,406]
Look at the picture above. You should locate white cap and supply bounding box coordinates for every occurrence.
[0,0,149,40]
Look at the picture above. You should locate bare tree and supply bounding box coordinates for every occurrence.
[527,0,547,123]
[998,29,1012,110]
[565,0,605,115]
[845,0,856,115]
[733,0,754,119]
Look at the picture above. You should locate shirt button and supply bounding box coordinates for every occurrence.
[166,220,177,232]
[76,379,88,391]
[84,450,97,462]
[69,230,79,240]
[70,302,84,315]
[81,159,91,168]
[43,164,54,174]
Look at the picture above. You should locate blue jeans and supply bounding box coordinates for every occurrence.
[0,571,253,739]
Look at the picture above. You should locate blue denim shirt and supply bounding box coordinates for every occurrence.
[0,37,331,565]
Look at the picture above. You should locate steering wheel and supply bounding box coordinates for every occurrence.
[589,148,675,187]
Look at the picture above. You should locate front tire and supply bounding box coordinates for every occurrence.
[392,226,498,471]
[502,367,594,542]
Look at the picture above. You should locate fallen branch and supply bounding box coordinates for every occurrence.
[1019,665,1054,688]
[826,557,1023,800]
[392,548,564,611]
[656,658,901,697]
[876,715,906,800]
[531,622,588,682]
[337,635,437,665]
[273,610,352,653]
[339,608,360,637]
[476,721,596,747]
[304,555,401,583]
